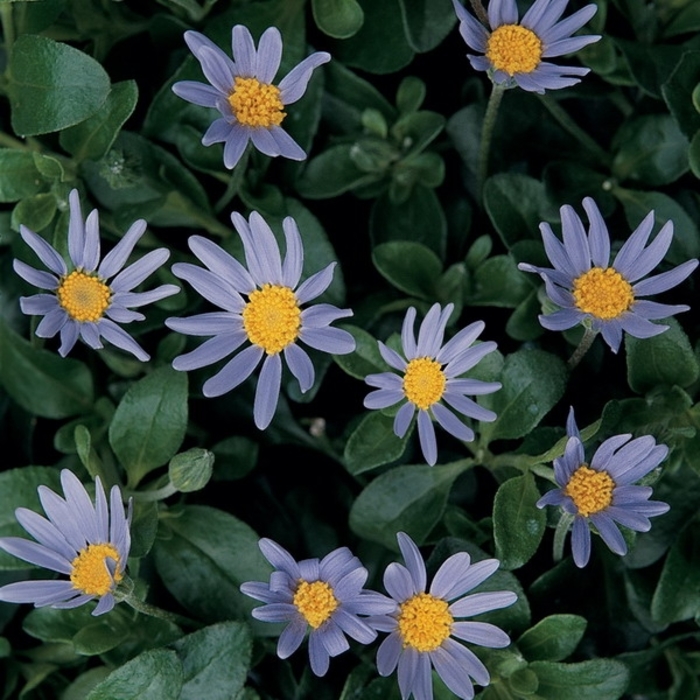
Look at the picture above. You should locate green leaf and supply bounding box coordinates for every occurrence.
[0,150,45,202]
[211,436,259,481]
[174,622,251,700]
[0,467,62,569]
[397,0,456,53]
[297,144,382,199]
[480,349,568,443]
[371,186,446,257]
[663,2,700,37]
[614,188,700,265]
[517,615,587,661]
[615,39,686,99]
[11,193,56,232]
[612,115,689,186]
[333,325,387,380]
[470,255,532,308]
[484,174,551,249]
[60,81,139,161]
[312,0,364,38]
[396,77,426,114]
[493,473,546,570]
[349,461,471,549]
[372,241,442,298]
[691,129,700,179]
[169,448,214,493]
[662,51,700,138]
[153,505,270,623]
[651,524,700,624]
[625,318,699,393]
[87,649,183,700]
[344,412,410,475]
[0,318,94,419]
[333,0,414,74]
[529,659,629,700]
[108,367,188,487]
[8,34,110,136]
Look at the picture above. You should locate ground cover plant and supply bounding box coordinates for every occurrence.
[0,0,700,698]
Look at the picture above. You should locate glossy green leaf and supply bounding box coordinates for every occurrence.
[11,193,56,232]
[312,0,364,38]
[169,448,214,493]
[0,467,62,569]
[8,34,110,136]
[529,659,629,700]
[87,649,183,700]
[108,367,188,487]
[372,241,442,298]
[333,325,387,380]
[153,506,270,623]
[480,349,568,443]
[173,622,251,700]
[398,0,455,52]
[612,115,689,186]
[625,318,699,393]
[344,412,409,475]
[517,615,587,661]
[470,255,532,308]
[349,461,471,549]
[60,80,139,161]
[0,150,45,203]
[0,318,94,419]
[493,473,546,570]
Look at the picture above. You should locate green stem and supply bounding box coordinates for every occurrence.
[553,512,574,563]
[1,3,15,58]
[126,482,178,502]
[0,131,29,150]
[477,83,506,202]
[567,327,598,370]
[117,586,200,629]
[536,94,612,167]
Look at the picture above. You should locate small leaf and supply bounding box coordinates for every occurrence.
[11,193,56,232]
[517,615,587,661]
[349,461,471,549]
[397,0,456,53]
[108,367,188,487]
[372,241,442,298]
[87,649,183,700]
[312,0,364,38]
[169,448,214,493]
[625,318,699,394]
[0,318,94,419]
[344,412,409,475]
[333,325,387,380]
[493,473,546,570]
[9,34,110,136]
[529,659,629,700]
[0,150,45,202]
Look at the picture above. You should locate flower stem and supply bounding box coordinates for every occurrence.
[568,327,597,370]
[118,588,200,629]
[1,3,15,58]
[467,0,488,25]
[477,83,506,202]
[553,512,574,563]
[535,94,612,167]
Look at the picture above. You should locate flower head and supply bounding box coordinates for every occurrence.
[240,538,395,676]
[364,303,501,465]
[0,469,132,616]
[369,532,516,700]
[537,408,670,567]
[166,211,355,430]
[13,189,179,360]
[172,25,330,169]
[518,197,699,352]
[452,0,600,93]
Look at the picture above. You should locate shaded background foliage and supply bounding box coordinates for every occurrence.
[0,0,700,698]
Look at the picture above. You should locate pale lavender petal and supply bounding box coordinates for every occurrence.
[333,609,376,644]
[284,343,314,392]
[14,261,59,290]
[417,409,437,465]
[269,127,306,160]
[231,25,256,77]
[251,603,298,622]
[613,210,655,277]
[299,326,355,354]
[171,263,245,313]
[255,27,283,83]
[295,263,335,304]
[378,342,407,371]
[233,211,282,285]
[61,470,99,543]
[444,342,497,378]
[301,304,352,329]
[172,81,221,107]
[184,30,226,61]
[442,391,496,423]
[189,235,255,294]
[521,0,566,29]
[540,4,598,43]
[397,532,427,593]
[633,259,698,297]
[94,478,108,542]
[67,189,85,268]
[589,513,626,555]
[571,516,591,567]
[308,631,330,676]
[240,581,278,603]
[250,127,281,157]
[203,344,263,397]
[20,225,66,276]
[166,312,241,337]
[448,590,518,617]
[618,314,667,339]
[0,537,71,574]
[384,562,416,602]
[539,308,582,331]
[277,616,306,658]
[279,52,331,105]
[97,219,147,279]
[318,621,350,657]
[537,489,568,508]
[259,538,301,578]
[14,508,75,562]
[543,34,601,57]
[365,372,404,391]
[488,0,518,28]
[632,299,689,320]
[364,388,404,410]
[114,285,179,309]
[0,580,76,605]
[58,322,80,356]
[412,653,432,700]
[445,378,501,395]
[80,322,103,349]
[452,621,511,647]
[394,401,415,438]
[223,127,250,169]
[91,594,115,616]
[197,45,235,94]
[416,303,448,357]
[20,294,58,315]
[110,249,169,293]
[203,118,233,146]
[255,353,282,429]
[429,552,471,599]
[97,319,149,361]
[453,0,489,52]
[81,209,101,271]
[441,559,500,600]
[436,321,484,365]
[431,643,478,699]
[376,632,402,675]
[560,205,591,276]
[432,403,475,442]
[172,332,245,371]
[539,222,577,277]
[281,217,303,288]
[397,646,420,700]
[401,307,418,358]
[435,638,490,688]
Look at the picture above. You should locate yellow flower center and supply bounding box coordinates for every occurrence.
[57,270,111,323]
[70,543,122,596]
[398,592,453,652]
[228,76,286,128]
[403,357,446,410]
[572,267,634,320]
[565,465,615,517]
[486,24,543,75]
[242,284,301,354]
[293,580,338,629]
